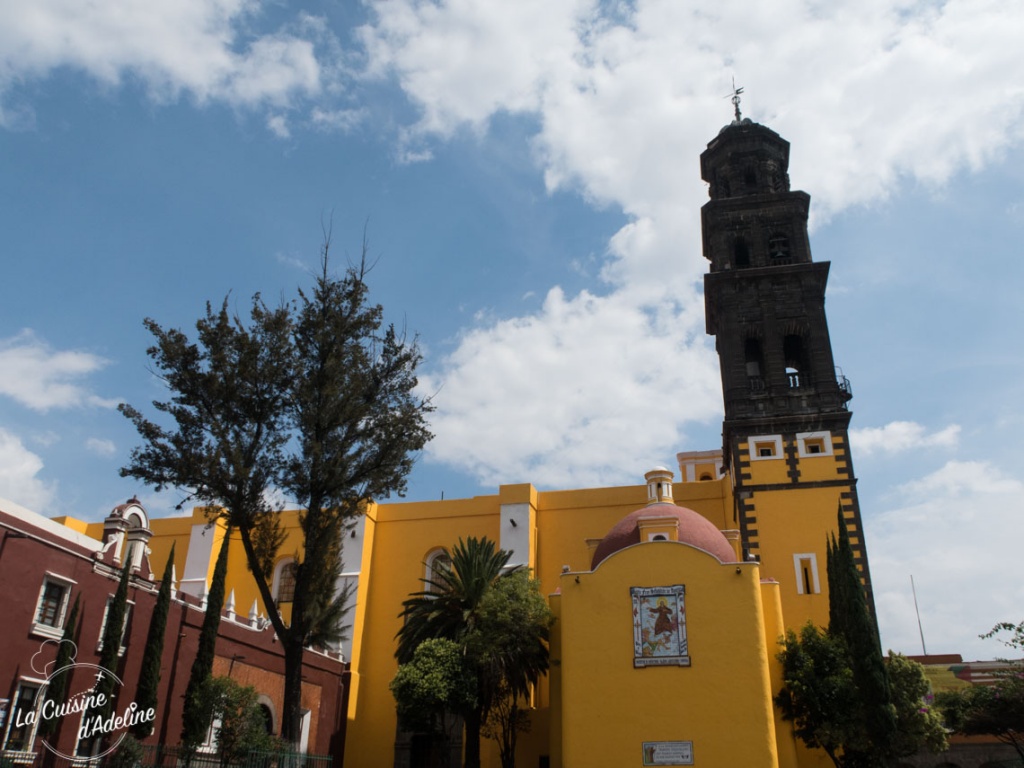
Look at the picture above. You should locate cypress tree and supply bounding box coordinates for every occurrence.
[181,530,230,750]
[82,560,132,752]
[827,509,897,766]
[39,594,80,738]
[132,543,175,739]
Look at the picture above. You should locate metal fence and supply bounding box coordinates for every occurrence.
[1,745,331,768]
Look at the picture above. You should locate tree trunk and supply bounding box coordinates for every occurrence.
[282,637,305,750]
[463,708,482,768]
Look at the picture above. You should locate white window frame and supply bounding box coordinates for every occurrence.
[793,553,821,595]
[32,573,76,640]
[96,597,134,656]
[797,431,833,458]
[1,677,47,755]
[749,434,783,461]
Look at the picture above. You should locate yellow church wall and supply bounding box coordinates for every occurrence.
[673,476,733,531]
[760,580,803,768]
[548,593,564,768]
[143,509,303,622]
[342,493,507,768]
[50,515,90,535]
[146,514,199,583]
[558,542,779,767]
[745,485,841,633]
[128,466,829,768]
[293,475,740,767]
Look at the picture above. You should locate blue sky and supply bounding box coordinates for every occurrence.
[1,0,1022,661]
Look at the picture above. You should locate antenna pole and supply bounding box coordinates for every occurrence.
[911,574,927,656]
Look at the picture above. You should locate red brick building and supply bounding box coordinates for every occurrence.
[0,496,348,764]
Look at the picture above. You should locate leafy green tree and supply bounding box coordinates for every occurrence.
[39,594,80,739]
[886,652,947,758]
[391,638,477,737]
[935,621,1024,762]
[181,532,230,751]
[107,734,147,768]
[776,623,863,767]
[777,626,947,768]
[396,537,514,768]
[198,676,281,767]
[121,237,433,747]
[470,570,553,768]
[396,538,552,768]
[132,543,175,739]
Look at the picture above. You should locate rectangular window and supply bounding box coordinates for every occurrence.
[32,575,75,640]
[36,582,65,626]
[797,431,833,458]
[96,598,133,655]
[749,435,783,461]
[2,681,43,753]
[793,553,820,595]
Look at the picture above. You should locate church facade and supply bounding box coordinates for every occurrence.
[13,115,872,768]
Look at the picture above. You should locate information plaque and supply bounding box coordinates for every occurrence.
[641,741,694,766]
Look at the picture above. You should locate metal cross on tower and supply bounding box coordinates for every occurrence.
[726,78,744,122]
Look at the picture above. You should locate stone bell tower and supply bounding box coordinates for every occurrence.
[700,106,875,625]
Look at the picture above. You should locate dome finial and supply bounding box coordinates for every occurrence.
[726,78,744,123]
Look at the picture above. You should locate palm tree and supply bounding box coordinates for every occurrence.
[395,537,518,768]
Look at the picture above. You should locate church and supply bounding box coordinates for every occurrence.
[6,112,873,768]
[337,112,871,768]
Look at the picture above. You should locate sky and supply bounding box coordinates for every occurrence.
[1,0,1022,662]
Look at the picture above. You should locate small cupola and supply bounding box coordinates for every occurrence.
[645,467,674,505]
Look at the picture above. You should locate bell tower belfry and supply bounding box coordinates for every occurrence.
[700,113,875,625]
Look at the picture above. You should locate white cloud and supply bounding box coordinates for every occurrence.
[266,113,291,138]
[363,0,1024,489]
[420,285,720,488]
[0,330,116,412]
[0,0,326,127]
[868,459,1024,660]
[895,459,1023,498]
[0,428,56,510]
[310,107,366,133]
[850,421,960,456]
[85,437,117,457]
[362,0,1024,215]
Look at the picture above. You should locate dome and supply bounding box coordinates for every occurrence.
[590,502,736,569]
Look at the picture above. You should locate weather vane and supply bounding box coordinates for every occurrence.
[725,78,744,122]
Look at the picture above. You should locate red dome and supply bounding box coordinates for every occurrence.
[590,503,736,569]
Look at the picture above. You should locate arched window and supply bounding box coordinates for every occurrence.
[733,237,750,268]
[783,334,808,388]
[273,560,297,605]
[768,233,791,263]
[256,696,276,735]
[424,549,452,594]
